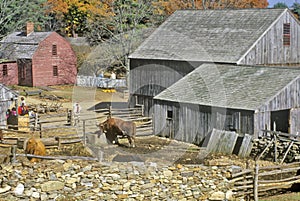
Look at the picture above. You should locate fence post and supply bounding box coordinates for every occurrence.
[254,162,259,201]
[274,133,277,162]
[109,106,112,118]
[141,105,144,116]
[83,120,86,145]
[57,137,61,149]
[34,113,39,131]
[67,109,72,125]
[39,123,42,138]
[11,145,16,163]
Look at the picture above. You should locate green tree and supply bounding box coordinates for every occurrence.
[292,3,300,20]
[0,0,50,39]
[273,2,288,8]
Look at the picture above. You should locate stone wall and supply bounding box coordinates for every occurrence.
[0,159,235,201]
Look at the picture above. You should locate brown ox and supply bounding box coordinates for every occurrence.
[99,117,136,147]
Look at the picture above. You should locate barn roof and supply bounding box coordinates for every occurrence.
[0,84,18,100]
[129,8,288,63]
[154,64,300,111]
[0,32,52,59]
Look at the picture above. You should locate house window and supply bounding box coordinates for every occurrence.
[53,66,58,76]
[283,23,290,46]
[2,65,7,76]
[52,44,57,55]
[167,110,173,120]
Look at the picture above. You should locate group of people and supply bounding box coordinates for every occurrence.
[6,97,29,119]
[18,97,29,116]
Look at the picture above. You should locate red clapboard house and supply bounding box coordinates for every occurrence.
[0,22,77,87]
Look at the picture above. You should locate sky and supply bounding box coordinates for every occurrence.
[268,0,298,7]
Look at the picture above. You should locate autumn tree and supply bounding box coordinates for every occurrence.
[46,0,113,37]
[292,3,300,20]
[153,0,268,16]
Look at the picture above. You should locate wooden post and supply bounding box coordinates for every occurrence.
[274,133,277,162]
[39,123,42,138]
[83,120,86,145]
[67,109,72,125]
[11,145,16,163]
[141,105,144,116]
[281,141,294,164]
[34,113,39,131]
[254,162,259,201]
[57,137,61,149]
[109,106,112,118]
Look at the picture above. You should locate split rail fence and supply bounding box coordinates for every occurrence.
[1,104,153,146]
[231,161,300,200]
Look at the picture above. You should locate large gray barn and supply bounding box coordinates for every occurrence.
[129,8,300,143]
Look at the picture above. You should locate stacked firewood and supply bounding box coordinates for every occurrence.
[250,135,300,163]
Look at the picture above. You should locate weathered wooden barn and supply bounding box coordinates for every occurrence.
[129,8,300,115]
[0,84,18,128]
[0,22,77,87]
[154,64,300,144]
[129,8,300,142]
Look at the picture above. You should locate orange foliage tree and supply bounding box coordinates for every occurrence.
[46,0,114,37]
[153,0,269,16]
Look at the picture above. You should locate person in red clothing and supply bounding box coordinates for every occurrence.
[18,103,28,116]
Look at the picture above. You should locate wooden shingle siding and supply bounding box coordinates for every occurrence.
[239,11,300,65]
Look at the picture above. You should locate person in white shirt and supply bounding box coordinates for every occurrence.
[73,102,82,126]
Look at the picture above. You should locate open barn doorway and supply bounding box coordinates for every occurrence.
[271,109,290,133]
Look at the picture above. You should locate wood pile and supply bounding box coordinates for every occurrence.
[250,132,300,163]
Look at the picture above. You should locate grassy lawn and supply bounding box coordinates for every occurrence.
[260,192,300,201]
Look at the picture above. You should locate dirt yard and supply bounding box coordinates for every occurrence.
[2,85,299,200]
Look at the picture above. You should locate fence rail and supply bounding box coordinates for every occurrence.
[231,161,300,200]
[76,76,127,88]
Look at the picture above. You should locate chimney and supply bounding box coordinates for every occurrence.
[26,22,34,36]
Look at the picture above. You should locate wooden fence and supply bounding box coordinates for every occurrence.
[1,104,153,143]
[231,161,300,200]
[76,76,127,88]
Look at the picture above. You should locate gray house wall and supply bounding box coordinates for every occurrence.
[239,11,300,65]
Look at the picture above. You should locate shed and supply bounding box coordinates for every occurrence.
[0,84,18,128]
[0,23,77,87]
[153,64,300,144]
[129,8,300,116]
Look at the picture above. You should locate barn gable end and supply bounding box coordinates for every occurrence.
[238,9,300,65]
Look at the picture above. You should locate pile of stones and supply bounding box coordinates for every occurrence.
[0,159,236,201]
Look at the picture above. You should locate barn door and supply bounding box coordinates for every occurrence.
[271,109,289,133]
[290,108,300,135]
